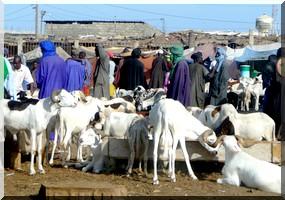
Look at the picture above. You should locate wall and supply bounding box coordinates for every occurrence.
[45,22,162,39]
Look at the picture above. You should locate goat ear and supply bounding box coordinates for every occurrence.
[211,106,221,117]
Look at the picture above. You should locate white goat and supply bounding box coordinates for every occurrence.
[126,116,149,176]
[198,103,275,141]
[149,98,218,185]
[2,89,78,175]
[213,135,281,194]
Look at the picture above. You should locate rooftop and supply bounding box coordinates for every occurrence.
[44,20,145,24]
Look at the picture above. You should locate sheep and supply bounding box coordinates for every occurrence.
[198,103,276,141]
[208,135,281,194]
[149,98,218,185]
[102,112,141,138]
[134,88,166,112]
[2,89,78,175]
[126,116,149,177]
[102,97,136,114]
[49,97,103,166]
[227,82,245,110]
[247,75,265,111]
[115,88,134,98]
[239,75,265,111]
[50,95,136,166]
[186,106,203,119]
[76,127,104,173]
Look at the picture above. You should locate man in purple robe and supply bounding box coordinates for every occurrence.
[65,56,85,92]
[167,45,192,107]
[36,40,68,99]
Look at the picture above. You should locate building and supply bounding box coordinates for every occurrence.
[44,20,163,39]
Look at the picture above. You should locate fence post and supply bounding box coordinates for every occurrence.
[17,38,24,55]
[74,39,79,49]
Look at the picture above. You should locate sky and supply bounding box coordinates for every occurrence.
[3,4,282,34]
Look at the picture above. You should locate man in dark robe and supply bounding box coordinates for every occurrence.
[36,40,68,99]
[189,52,209,108]
[118,48,147,90]
[167,45,191,107]
[93,43,110,99]
[263,48,283,139]
[149,50,168,89]
[208,47,229,106]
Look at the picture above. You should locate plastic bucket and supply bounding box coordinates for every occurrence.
[240,65,251,78]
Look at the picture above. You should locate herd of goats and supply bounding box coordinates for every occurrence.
[2,74,281,194]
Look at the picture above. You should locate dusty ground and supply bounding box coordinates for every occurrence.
[4,158,280,198]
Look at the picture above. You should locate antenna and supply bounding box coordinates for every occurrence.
[271,4,278,35]
[160,18,165,35]
[32,4,39,38]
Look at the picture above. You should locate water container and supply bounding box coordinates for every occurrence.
[240,65,251,78]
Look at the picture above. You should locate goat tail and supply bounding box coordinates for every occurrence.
[135,130,141,159]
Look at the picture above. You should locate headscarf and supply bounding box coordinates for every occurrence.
[170,45,184,65]
[39,40,56,57]
[170,45,184,77]
[215,47,226,72]
[191,52,203,63]
[131,48,141,58]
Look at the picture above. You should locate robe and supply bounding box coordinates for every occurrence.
[208,63,229,106]
[189,63,208,108]
[167,60,191,107]
[36,55,67,99]
[65,59,85,92]
[149,56,167,89]
[93,45,110,99]
[119,57,146,90]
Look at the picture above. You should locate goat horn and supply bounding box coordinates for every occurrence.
[211,106,221,117]
[51,89,62,103]
[235,135,258,148]
[203,132,225,148]
[79,91,87,102]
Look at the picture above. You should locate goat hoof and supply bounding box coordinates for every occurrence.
[48,160,54,166]
[63,165,68,169]
[153,180,159,185]
[39,169,45,174]
[29,170,36,176]
[15,168,24,172]
[217,178,223,184]
[92,169,100,174]
[171,178,176,183]
[82,167,88,172]
[191,176,198,180]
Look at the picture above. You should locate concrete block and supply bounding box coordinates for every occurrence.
[39,181,127,199]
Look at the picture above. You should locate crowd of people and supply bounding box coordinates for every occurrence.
[2,40,284,139]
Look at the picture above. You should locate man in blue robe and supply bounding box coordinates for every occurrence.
[65,56,85,92]
[36,40,68,99]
